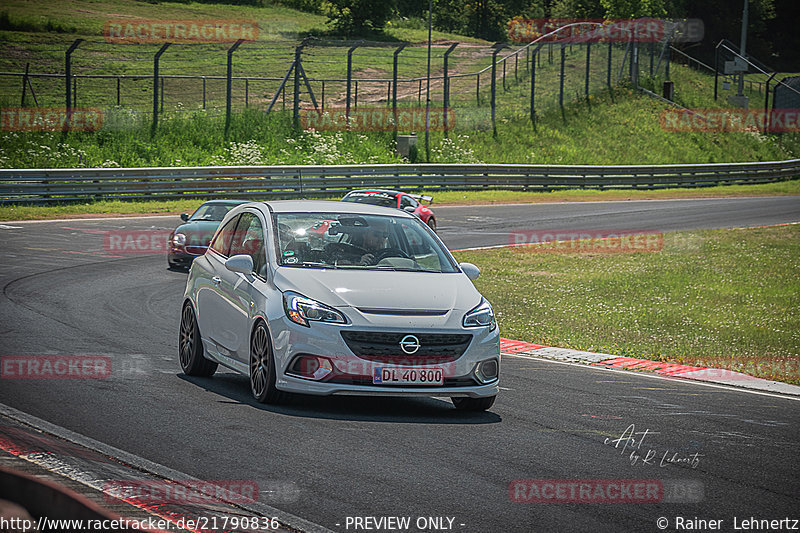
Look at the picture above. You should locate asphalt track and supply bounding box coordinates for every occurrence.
[1,197,799,533]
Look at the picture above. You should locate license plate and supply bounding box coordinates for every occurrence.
[373,367,444,385]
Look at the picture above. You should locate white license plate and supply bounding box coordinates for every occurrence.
[373,367,444,385]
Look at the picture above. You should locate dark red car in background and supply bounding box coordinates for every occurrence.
[341,189,437,231]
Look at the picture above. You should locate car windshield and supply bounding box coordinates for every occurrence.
[341,191,397,208]
[273,212,458,272]
[190,203,236,221]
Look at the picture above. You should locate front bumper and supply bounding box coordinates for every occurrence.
[270,310,500,398]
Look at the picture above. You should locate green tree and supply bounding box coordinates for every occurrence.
[599,0,668,18]
[325,0,397,35]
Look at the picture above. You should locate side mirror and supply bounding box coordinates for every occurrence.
[459,262,480,281]
[403,206,415,213]
[225,254,254,275]
[180,213,190,222]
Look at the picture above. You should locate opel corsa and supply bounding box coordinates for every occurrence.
[179,200,500,411]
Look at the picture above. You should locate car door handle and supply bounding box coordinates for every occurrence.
[212,276,221,285]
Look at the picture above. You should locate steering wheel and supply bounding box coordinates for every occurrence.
[324,242,367,260]
[373,247,411,263]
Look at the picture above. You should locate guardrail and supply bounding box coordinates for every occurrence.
[1,160,798,204]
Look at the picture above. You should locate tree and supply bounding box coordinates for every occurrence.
[326,0,397,35]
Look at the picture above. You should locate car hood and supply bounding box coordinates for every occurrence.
[273,267,482,312]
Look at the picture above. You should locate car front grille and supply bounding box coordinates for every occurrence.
[185,245,208,255]
[340,331,472,363]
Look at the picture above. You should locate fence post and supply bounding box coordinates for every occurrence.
[392,43,406,137]
[491,43,508,136]
[764,72,777,134]
[514,50,518,80]
[502,57,507,91]
[607,41,612,92]
[65,39,83,129]
[346,41,362,123]
[355,80,359,108]
[713,44,719,100]
[321,80,325,111]
[151,42,170,135]
[443,42,458,136]
[292,40,303,129]
[649,41,654,77]
[21,63,29,106]
[224,39,244,136]
[559,44,566,112]
[245,78,249,108]
[530,47,537,127]
[202,76,206,109]
[476,73,480,104]
[585,42,591,101]
[116,77,121,106]
[665,44,670,79]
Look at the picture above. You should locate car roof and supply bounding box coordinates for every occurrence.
[248,199,415,217]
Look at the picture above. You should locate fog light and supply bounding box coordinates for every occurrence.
[288,355,333,381]
[475,359,499,383]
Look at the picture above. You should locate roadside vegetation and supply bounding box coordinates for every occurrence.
[454,224,800,385]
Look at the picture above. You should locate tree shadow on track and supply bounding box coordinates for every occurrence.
[178,373,501,424]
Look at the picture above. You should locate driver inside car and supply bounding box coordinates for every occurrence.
[352,223,389,265]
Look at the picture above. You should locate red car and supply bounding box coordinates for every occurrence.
[341,189,437,231]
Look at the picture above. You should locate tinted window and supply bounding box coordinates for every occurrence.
[209,215,240,256]
[190,203,238,222]
[229,213,266,277]
[342,192,397,208]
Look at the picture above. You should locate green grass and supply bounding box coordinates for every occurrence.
[453,225,800,385]
[3,180,799,221]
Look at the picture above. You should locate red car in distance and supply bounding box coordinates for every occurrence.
[341,189,437,231]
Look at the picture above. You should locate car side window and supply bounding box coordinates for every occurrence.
[230,212,266,277]
[209,215,240,257]
[400,195,416,209]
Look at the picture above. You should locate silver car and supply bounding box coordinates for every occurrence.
[179,200,500,411]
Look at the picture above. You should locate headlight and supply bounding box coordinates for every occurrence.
[172,233,186,247]
[283,291,346,327]
[463,298,496,330]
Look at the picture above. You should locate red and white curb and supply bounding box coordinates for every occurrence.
[499,338,800,397]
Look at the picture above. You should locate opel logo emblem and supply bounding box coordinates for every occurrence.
[400,334,420,355]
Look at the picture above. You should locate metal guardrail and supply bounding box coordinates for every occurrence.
[1,160,798,204]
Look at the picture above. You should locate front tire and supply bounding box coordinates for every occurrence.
[452,395,495,411]
[427,217,437,232]
[179,303,217,377]
[250,322,282,404]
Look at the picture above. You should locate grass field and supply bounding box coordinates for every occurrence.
[454,224,800,385]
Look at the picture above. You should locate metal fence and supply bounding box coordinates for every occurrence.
[1,27,671,135]
[2,159,797,204]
